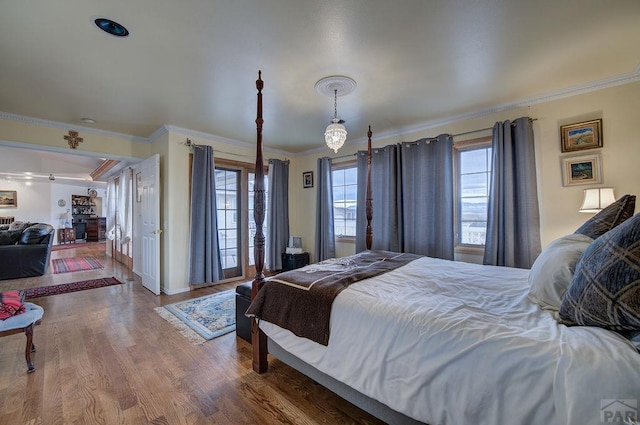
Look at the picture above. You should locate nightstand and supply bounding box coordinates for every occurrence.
[281,252,310,271]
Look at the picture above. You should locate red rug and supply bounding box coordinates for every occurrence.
[52,241,106,251]
[24,277,123,299]
[51,256,103,274]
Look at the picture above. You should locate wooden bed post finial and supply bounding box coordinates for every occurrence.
[365,125,373,251]
[252,70,268,373]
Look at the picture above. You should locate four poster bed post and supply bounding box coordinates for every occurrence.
[251,71,268,373]
[250,72,374,373]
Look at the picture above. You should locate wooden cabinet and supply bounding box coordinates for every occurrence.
[86,217,106,242]
[58,227,76,244]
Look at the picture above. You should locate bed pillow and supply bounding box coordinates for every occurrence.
[574,194,635,239]
[559,213,640,331]
[527,233,593,311]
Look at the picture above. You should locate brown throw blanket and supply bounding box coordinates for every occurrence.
[246,250,421,345]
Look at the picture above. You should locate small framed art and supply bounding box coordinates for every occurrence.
[303,171,313,188]
[0,190,17,208]
[561,154,602,186]
[560,119,603,153]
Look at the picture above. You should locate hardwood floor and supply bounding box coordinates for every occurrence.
[0,244,385,424]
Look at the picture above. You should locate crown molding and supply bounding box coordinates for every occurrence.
[0,111,148,143]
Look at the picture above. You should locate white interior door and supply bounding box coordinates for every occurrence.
[141,154,161,295]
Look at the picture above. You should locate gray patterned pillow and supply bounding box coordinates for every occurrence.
[559,212,640,331]
[575,194,636,239]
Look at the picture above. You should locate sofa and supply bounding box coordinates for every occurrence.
[0,223,55,280]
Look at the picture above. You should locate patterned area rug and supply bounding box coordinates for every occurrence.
[155,290,235,343]
[24,277,123,299]
[51,256,103,274]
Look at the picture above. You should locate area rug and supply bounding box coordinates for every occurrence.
[51,256,103,274]
[52,241,106,251]
[24,277,123,299]
[155,290,235,344]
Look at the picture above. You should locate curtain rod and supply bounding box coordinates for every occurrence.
[450,117,539,139]
[332,117,538,159]
[184,138,285,162]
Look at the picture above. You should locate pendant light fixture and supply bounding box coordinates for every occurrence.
[315,76,357,153]
[324,89,347,153]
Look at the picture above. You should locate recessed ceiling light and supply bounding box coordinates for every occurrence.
[82,118,96,124]
[94,18,129,37]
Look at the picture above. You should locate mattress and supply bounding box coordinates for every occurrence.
[259,256,640,425]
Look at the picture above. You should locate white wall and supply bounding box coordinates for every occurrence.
[1,180,51,224]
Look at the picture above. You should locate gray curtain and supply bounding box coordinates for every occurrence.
[356,135,454,259]
[483,117,541,268]
[400,135,454,259]
[315,157,335,262]
[188,145,224,285]
[267,159,289,270]
[356,144,403,253]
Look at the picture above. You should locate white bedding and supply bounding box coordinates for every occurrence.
[260,256,640,425]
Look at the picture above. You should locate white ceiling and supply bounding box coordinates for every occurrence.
[1,0,639,154]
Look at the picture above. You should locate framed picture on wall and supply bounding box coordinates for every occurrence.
[303,171,313,188]
[560,119,603,152]
[561,153,602,186]
[0,190,17,207]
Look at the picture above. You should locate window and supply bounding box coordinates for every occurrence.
[332,165,358,239]
[456,138,492,247]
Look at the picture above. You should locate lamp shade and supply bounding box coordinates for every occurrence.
[579,188,616,213]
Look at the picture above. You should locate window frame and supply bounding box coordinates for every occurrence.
[331,159,358,243]
[453,136,492,254]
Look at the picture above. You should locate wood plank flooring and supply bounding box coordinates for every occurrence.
[0,244,385,424]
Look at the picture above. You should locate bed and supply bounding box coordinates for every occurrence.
[247,72,640,424]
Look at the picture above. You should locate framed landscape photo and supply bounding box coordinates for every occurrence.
[0,190,17,207]
[560,119,603,152]
[562,154,602,186]
[303,171,313,188]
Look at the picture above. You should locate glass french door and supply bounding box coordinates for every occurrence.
[214,166,268,280]
[215,168,242,278]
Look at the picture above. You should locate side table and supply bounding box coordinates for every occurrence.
[281,252,310,271]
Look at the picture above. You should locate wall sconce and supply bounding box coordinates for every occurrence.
[579,188,616,213]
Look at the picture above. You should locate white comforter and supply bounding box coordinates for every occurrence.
[260,256,640,425]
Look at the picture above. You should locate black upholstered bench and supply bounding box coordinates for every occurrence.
[235,282,252,343]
